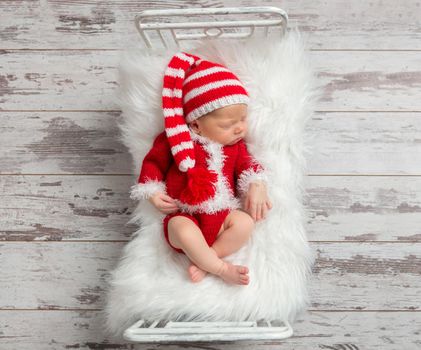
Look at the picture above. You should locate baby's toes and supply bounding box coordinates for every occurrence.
[188,265,207,283]
[240,275,250,284]
[191,273,201,282]
[188,266,199,279]
[238,266,249,275]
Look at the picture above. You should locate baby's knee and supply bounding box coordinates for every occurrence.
[168,216,197,241]
[233,210,255,233]
[243,212,255,232]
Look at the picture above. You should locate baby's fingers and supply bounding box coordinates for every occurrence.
[159,201,179,212]
[250,202,257,221]
[161,207,179,214]
[254,203,261,221]
[244,196,250,211]
[160,202,178,210]
[160,194,176,203]
[262,204,268,219]
[257,204,263,221]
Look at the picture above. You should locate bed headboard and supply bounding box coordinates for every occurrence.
[134,6,288,49]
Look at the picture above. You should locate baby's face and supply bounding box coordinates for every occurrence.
[189,104,248,146]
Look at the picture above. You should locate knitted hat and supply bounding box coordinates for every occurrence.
[162,51,249,205]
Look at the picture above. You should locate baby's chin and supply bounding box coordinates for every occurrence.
[225,137,242,146]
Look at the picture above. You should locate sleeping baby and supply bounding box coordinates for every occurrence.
[130,52,272,286]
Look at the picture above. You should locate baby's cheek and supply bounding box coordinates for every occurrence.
[218,130,229,138]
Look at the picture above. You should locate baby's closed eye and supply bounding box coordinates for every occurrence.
[219,124,232,129]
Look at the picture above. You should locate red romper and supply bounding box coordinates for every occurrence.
[132,130,265,254]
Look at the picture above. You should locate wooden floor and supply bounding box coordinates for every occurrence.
[1,1,420,349]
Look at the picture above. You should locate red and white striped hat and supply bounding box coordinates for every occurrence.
[162,51,249,173]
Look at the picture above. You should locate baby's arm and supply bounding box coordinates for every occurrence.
[130,132,178,214]
[244,181,272,221]
[235,140,272,221]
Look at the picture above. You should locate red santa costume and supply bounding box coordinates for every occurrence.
[130,52,266,254]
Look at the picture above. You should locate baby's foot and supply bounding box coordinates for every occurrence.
[188,264,208,283]
[216,261,249,285]
[187,248,218,283]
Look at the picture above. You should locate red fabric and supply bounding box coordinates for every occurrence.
[234,139,263,179]
[182,85,247,115]
[162,52,200,172]
[163,209,231,255]
[163,55,249,123]
[179,167,218,205]
[137,131,263,203]
[138,131,263,253]
[183,70,236,92]
[137,132,172,184]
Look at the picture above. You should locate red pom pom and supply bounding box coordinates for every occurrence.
[179,167,218,205]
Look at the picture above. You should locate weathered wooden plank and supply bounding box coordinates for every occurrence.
[305,176,421,242]
[0,242,122,309]
[0,175,136,241]
[0,111,131,174]
[1,175,421,242]
[307,113,421,174]
[0,310,419,349]
[311,242,421,310]
[0,50,119,110]
[0,242,419,310]
[2,112,421,174]
[313,51,421,111]
[1,51,420,110]
[0,1,420,50]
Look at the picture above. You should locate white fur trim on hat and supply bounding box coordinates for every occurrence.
[185,94,249,123]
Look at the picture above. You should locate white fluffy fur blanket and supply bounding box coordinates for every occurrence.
[104,30,319,339]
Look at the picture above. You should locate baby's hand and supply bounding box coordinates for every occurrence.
[148,192,179,214]
[244,181,272,221]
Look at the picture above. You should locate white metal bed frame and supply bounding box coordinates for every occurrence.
[124,6,292,344]
[135,6,288,49]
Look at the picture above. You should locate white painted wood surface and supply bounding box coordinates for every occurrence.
[0,1,420,349]
[2,51,420,111]
[0,242,419,310]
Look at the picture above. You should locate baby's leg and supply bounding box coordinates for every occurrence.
[211,209,255,258]
[189,210,254,282]
[167,216,249,285]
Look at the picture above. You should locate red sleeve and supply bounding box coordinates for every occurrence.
[235,140,266,196]
[235,140,263,177]
[137,131,172,184]
[130,131,173,200]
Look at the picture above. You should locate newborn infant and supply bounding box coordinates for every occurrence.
[130,52,272,286]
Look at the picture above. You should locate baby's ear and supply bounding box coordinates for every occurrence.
[189,121,199,133]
